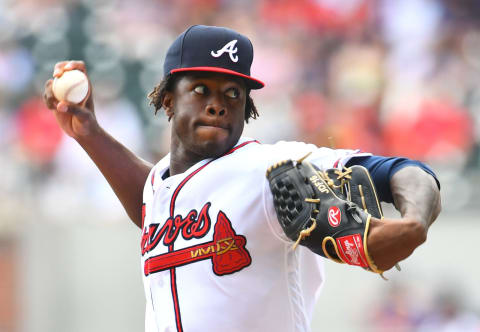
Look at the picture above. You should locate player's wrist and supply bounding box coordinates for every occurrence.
[400,217,428,246]
[73,121,104,145]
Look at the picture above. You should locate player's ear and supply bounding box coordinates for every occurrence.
[162,92,174,121]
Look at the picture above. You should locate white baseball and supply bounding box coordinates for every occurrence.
[52,69,89,104]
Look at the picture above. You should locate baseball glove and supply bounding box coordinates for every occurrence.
[266,153,384,275]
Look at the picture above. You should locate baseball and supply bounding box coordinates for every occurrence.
[52,69,89,104]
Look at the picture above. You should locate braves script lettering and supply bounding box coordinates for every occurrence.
[141,203,211,255]
[143,210,252,277]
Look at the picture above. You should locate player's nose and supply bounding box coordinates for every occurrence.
[205,94,227,117]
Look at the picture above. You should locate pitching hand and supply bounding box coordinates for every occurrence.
[43,60,98,139]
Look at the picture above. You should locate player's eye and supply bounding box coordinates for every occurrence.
[194,85,207,95]
[225,88,239,99]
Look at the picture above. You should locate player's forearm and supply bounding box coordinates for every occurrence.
[76,126,153,228]
[390,166,441,233]
[367,167,441,271]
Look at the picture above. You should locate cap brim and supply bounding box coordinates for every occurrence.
[171,67,264,89]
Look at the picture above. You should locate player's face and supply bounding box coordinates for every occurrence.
[168,72,247,160]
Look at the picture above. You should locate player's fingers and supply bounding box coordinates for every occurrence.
[43,79,58,110]
[53,61,73,78]
[56,101,92,121]
[53,60,87,77]
[82,81,95,111]
[63,60,87,73]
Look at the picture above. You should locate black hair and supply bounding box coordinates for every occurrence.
[148,73,259,122]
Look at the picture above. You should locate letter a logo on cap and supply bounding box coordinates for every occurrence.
[211,40,239,63]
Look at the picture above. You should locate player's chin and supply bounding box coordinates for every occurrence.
[195,127,237,157]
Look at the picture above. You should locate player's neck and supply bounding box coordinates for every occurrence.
[169,145,206,176]
[169,157,199,176]
[168,135,238,176]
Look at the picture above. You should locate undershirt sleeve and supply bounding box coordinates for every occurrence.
[345,156,440,203]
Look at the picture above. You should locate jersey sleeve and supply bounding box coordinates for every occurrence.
[262,140,370,169]
[142,154,170,229]
[346,155,440,203]
[308,147,371,169]
[142,166,156,229]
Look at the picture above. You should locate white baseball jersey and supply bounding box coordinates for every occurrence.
[141,137,367,332]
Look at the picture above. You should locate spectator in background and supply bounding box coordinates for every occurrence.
[15,98,63,176]
[417,287,480,332]
[369,283,421,332]
[0,0,479,222]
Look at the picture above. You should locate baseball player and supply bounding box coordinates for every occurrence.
[43,25,441,332]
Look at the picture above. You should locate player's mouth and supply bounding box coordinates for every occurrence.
[195,121,230,140]
[198,124,227,130]
[196,120,229,132]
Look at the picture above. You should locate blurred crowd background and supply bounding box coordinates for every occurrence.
[1,0,479,331]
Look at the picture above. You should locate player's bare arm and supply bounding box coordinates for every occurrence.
[43,61,153,228]
[366,166,441,271]
[390,166,442,229]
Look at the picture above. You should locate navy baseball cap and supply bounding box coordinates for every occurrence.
[163,25,265,89]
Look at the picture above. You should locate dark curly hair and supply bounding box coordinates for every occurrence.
[148,73,259,122]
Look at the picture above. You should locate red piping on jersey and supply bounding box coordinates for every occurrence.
[169,140,259,216]
[166,139,259,332]
[333,159,340,168]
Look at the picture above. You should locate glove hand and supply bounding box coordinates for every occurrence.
[367,216,426,271]
[266,157,383,274]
